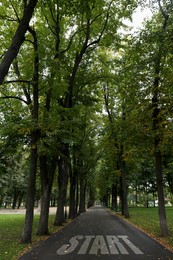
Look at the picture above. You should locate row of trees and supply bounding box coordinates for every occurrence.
[96,0,173,237]
[0,0,173,243]
[0,0,137,243]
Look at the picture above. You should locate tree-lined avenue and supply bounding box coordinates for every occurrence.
[19,206,173,260]
[1,0,173,249]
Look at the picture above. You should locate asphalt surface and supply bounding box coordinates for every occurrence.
[19,206,173,260]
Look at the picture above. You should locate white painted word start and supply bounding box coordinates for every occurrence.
[57,235,144,255]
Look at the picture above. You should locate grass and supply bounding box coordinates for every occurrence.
[0,214,64,260]
[123,207,173,252]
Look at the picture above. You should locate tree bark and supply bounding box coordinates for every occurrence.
[87,186,95,208]
[21,24,39,243]
[37,155,56,235]
[21,132,38,243]
[119,149,130,218]
[150,0,169,237]
[79,176,86,214]
[167,173,173,194]
[0,0,38,85]
[17,193,24,209]
[155,150,168,236]
[152,86,168,235]
[69,162,77,219]
[75,178,79,215]
[12,189,20,209]
[54,144,69,226]
[111,184,117,210]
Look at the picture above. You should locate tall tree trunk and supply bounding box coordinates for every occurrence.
[167,173,173,195]
[12,189,19,209]
[151,0,169,237]
[17,192,24,209]
[153,101,168,235]
[152,40,168,236]
[75,178,79,215]
[0,197,3,208]
[155,150,168,236]
[69,163,77,219]
[111,183,117,210]
[37,155,56,235]
[79,176,86,214]
[54,144,69,226]
[135,184,138,207]
[21,132,38,243]
[87,185,95,208]
[102,193,109,207]
[119,176,123,213]
[20,25,39,242]
[119,149,130,218]
[103,86,127,214]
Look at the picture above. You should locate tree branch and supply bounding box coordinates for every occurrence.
[60,26,85,54]
[4,79,31,84]
[0,0,38,85]
[0,15,18,22]
[87,1,112,49]
[12,58,32,105]
[42,3,56,36]
[157,0,169,22]
[9,0,20,22]
[0,93,29,105]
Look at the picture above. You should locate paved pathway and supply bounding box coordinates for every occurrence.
[0,207,57,215]
[19,206,173,259]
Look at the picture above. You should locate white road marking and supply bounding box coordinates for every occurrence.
[78,236,95,254]
[89,235,109,255]
[106,235,128,254]
[57,235,83,255]
[57,235,144,255]
[118,235,143,255]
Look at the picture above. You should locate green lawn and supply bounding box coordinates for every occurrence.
[0,214,62,260]
[127,207,173,251]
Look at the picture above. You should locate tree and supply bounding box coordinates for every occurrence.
[103,84,130,217]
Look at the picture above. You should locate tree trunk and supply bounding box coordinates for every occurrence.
[12,189,19,209]
[0,197,3,208]
[111,184,117,210]
[79,175,86,214]
[120,150,130,218]
[135,184,138,207]
[152,93,169,235]
[17,193,24,209]
[102,194,109,207]
[37,155,56,235]
[21,132,38,243]
[155,150,168,236]
[20,21,39,243]
[54,144,69,226]
[152,53,168,236]
[69,163,77,219]
[87,186,95,208]
[75,178,79,215]
[151,1,169,236]
[167,173,173,195]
